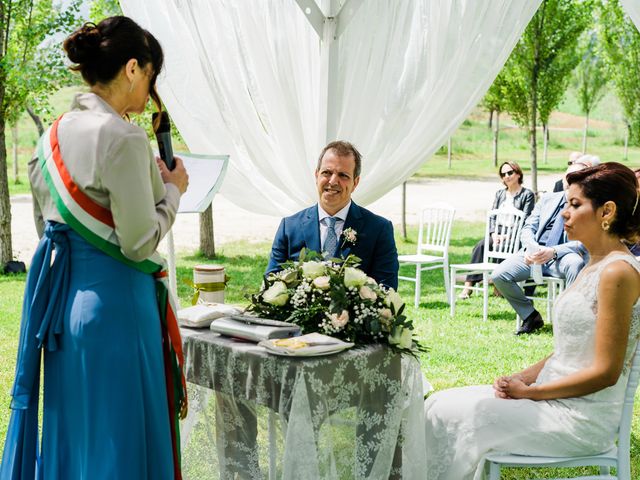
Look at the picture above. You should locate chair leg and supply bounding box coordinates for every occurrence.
[482,272,489,322]
[268,410,277,480]
[443,260,451,305]
[450,267,457,317]
[414,265,421,308]
[488,461,501,480]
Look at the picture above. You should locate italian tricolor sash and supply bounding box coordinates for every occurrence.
[37,116,187,479]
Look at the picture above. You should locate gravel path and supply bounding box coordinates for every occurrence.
[10,174,560,265]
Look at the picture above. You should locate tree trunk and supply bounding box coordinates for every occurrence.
[0,111,13,266]
[401,181,407,240]
[493,111,500,167]
[488,109,494,129]
[199,204,215,258]
[542,123,548,165]
[26,106,44,137]
[624,123,629,161]
[447,137,452,169]
[582,112,589,153]
[12,123,19,183]
[529,90,539,195]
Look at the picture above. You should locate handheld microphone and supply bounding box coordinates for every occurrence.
[152,111,175,170]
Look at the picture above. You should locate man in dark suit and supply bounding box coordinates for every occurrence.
[266,140,399,289]
[492,162,588,335]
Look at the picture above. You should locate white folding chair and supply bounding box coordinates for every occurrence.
[516,275,565,329]
[450,208,525,321]
[483,341,640,480]
[398,204,455,307]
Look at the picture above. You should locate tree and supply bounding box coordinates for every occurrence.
[537,30,584,164]
[500,0,591,193]
[481,72,509,167]
[600,0,640,147]
[0,0,82,267]
[574,30,608,153]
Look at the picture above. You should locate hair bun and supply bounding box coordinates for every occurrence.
[64,23,102,64]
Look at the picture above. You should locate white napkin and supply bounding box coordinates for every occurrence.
[178,303,241,328]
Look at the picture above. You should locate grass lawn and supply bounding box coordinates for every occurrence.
[1,222,638,478]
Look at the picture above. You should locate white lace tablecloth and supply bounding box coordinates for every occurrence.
[179,328,427,479]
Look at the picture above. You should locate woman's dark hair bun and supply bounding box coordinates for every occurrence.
[64,22,102,64]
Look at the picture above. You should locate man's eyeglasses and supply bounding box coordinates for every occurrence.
[500,170,515,178]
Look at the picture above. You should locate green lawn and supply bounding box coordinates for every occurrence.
[1,223,638,478]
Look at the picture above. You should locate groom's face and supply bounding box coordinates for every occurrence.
[315,149,360,216]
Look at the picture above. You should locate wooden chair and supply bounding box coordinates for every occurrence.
[450,208,525,321]
[483,341,640,480]
[398,204,455,307]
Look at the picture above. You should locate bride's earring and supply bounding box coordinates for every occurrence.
[129,80,135,93]
[601,220,610,232]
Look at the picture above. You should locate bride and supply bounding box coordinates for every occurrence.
[424,162,640,479]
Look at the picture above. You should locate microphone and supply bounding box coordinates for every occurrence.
[152,111,175,170]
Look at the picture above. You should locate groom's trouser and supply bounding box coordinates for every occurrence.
[491,249,585,320]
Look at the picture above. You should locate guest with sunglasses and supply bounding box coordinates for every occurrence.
[458,161,535,299]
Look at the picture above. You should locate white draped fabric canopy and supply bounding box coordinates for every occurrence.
[622,0,640,32]
[120,0,541,216]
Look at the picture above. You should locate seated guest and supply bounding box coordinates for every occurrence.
[425,162,640,480]
[492,162,589,334]
[458,161,535,299]
[553,153,599,192]
[266,140,399,289]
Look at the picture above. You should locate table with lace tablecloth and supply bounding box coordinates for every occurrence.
[179,328,427,479]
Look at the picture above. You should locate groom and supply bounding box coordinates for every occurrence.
[266,140,399,289]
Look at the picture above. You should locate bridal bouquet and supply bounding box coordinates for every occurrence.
[248,249,425,356]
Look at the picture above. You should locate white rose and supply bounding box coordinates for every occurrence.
[378,308,393,331]
[385,289,404,313]
[312,275,331,290]
[301,261,326,279]
[366,276,378,286]
[262,281,289,306]
[359,285,377,301]
[277,269,298,285]
[328,310,349,330]
[389,326,413,349]
[344,267,368,288]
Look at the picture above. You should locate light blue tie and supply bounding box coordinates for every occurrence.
[323,217,338,258]
[546,201,566,247]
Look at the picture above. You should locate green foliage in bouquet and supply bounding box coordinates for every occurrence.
[247,249,426,357]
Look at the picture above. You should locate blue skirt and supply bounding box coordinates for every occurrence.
[1,223,175,479]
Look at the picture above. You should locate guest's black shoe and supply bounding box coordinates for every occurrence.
[516,311,544,335]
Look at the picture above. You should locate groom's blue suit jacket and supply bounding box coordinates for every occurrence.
[266,202,399,289]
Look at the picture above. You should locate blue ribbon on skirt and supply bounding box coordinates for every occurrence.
[0,222,71,480]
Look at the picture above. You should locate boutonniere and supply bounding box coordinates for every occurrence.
[342,227,357,247]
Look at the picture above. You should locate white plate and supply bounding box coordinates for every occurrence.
[259,333,354,357]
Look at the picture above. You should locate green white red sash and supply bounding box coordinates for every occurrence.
[37,116,187,479]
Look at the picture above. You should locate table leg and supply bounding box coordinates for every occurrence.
[215,392,261,479]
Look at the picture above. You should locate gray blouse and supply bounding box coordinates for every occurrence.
[28,92,180,262]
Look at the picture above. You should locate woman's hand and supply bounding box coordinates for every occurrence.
[493,373,531,399]
[157,156,189,194]
[502,376,535,399]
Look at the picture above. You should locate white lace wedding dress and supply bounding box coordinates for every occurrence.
[424,253,640,480]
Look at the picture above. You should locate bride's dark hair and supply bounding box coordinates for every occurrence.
[566,162,640,242]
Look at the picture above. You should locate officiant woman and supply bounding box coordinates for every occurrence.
[1,16,188,480]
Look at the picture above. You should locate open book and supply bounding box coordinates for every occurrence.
[210,316,301,342]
